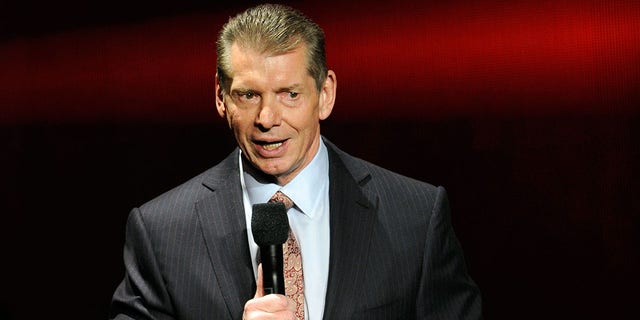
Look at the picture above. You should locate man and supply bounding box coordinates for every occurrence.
[110,4,481,320]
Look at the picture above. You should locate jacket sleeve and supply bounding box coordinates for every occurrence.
[416,186,483,319]
[109,208,176,320]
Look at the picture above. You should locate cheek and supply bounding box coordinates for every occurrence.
[225,106,241,125]
[300,109,321,131]
[224,111,236,130]
[224,112,233,127]
[288,104,317,127]
[227,111,253,136]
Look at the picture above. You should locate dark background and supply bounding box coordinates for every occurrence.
[2,0,639,319]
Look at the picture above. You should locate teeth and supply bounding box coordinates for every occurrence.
[262,142,283,150]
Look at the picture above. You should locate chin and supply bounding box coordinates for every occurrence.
[256,161,287,176]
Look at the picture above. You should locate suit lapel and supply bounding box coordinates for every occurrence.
[323,144,378,318]
[196,150,255,319]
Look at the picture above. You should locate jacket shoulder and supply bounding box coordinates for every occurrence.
[136,149,239,220]
[325,138,439,194]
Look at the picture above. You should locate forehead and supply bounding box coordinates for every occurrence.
[227,43,312,89]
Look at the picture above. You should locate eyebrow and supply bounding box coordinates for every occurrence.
[276,83,303,92]
[230,87,257,94]
[230,83,304,94]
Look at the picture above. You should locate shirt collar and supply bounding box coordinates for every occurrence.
[242,140,329,218]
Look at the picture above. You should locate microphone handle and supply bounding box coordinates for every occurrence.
[260,244,285,295]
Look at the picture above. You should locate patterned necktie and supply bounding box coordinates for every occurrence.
[269,191,305,320]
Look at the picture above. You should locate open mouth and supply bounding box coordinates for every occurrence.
[255,139,287,151]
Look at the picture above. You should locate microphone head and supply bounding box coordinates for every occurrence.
[252,202,290,246]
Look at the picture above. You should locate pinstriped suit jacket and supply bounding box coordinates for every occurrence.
[110,139,482,319]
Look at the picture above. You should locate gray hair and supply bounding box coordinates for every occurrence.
[216,4,328,93]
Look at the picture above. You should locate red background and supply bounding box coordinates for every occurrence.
[2,1,639,318]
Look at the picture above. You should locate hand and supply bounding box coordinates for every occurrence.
[243,264,297,320]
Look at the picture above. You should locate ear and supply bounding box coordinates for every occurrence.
[318,70,337,120]
[215,74,226,118]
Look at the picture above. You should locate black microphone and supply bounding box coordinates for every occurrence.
[252,202,290,295]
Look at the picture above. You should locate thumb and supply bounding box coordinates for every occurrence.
[254,263,264,298]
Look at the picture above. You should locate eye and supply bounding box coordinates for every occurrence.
[242,92,257,100]
[287,91,299,99]
[234,90,260,104]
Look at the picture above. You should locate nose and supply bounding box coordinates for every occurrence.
[255,94,281,131]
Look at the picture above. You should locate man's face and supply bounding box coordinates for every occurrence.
[216,43,336,186]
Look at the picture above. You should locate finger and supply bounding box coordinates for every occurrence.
[285,295,297,313]
[254,263,264,298]
[245,294,292,314]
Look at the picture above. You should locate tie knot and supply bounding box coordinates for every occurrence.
[269,191,294,210]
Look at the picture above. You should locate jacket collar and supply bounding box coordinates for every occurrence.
[198,149,255,318]
[323,139,379,318]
